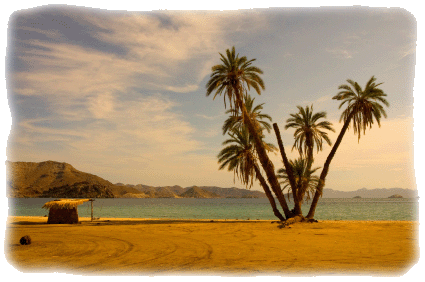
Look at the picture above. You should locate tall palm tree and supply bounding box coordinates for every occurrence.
[285,105,334,157]
[284,105,334,215]
[218,127,285,221]
[222,93,272,136]
[307,76,389,219]
[277,157,321,204]
[207,46,292,219]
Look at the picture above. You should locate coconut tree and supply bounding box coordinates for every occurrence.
[277,157,321,204]
[218,127,285,221]
[222,93,273,136]
[284,105,334,215]
[207,46,292,219]
[307,76,389,219]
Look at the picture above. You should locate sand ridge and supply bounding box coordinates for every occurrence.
[4,216,419,276]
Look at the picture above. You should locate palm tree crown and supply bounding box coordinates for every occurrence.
[217,127,276,189]
[222,93,273,135]
[285,105,335,156]
[333,76,390,141]
[277,157,321,202]
[206,46,265,111]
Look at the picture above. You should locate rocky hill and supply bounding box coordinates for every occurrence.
[6,160,143,198]
[131,186,180,198]
[179,186,221,198]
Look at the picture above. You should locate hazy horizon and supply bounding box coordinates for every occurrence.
[3,3,419,193]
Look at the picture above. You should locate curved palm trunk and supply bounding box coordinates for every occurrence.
[307,112,354,219]
[272,123,301,215]
[234,87,292,219]
[297,137,314,214]
[253,164,285,221]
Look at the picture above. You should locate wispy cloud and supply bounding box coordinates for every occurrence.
[196,113,225,120]
[165,84,199,93]
[325,32,366,59]
[9,94,202,166]
[325,47,356,59]
[10,10,232,114]
[399,45,416,60]
[300,93,333,106]
[87,92,115,119]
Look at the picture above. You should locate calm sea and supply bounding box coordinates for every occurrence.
[8,198,419,221]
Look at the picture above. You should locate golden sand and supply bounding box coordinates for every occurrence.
[4,216,419,276]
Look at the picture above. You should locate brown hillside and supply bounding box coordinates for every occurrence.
[130,186,179,198]
[124,184,267,198]
[155,187,180,198]
[179,187,222,198]
[6,160,142,198]
[40,181,115,198]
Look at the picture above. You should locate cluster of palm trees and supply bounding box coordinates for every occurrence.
[207,46,389,221]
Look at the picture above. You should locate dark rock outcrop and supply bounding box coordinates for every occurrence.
[388,194,403,198]
[40,181,115,198]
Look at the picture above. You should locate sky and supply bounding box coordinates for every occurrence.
[2,1,422,194]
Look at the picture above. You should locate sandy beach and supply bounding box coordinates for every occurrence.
[4,216,419,276]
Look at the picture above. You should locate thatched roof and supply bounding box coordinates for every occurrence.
[42,199,91,209]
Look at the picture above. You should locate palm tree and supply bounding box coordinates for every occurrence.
[277,157,321,204]
[285,105,334,157]
[207,46,292,219]
[222,93,272,136]
[307,76,389,219]
[218,127,285,221]
[284,105,334,215]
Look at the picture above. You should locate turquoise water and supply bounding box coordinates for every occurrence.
[8,198,418,221]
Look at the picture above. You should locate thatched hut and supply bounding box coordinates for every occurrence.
[42,199,91,224]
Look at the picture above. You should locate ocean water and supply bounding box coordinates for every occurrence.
[8,198,419,221]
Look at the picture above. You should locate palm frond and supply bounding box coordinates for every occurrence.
[206,46,265,111]
[284,105,334,156]
[334,76,389,141]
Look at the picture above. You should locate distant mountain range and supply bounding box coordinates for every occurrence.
[6,160,418,199]
[5,161,266,199]
[321,188,418,199]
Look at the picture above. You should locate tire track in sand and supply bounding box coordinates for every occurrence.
[66,232,135,271]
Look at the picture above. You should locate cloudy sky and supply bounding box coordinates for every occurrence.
[2,2,421,192]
